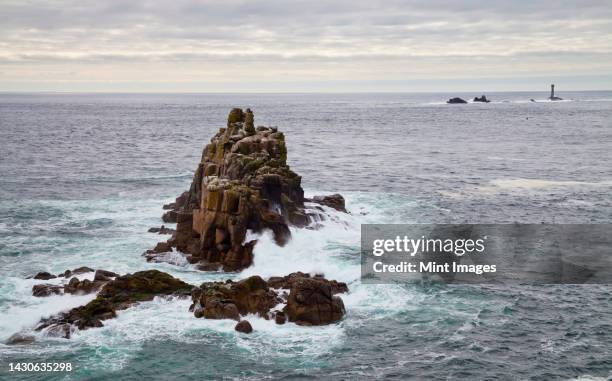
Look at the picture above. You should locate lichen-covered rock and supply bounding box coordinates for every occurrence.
[35,270,192,336]
[158,108,313,271]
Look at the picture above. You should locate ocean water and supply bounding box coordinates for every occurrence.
[0,91,611,380]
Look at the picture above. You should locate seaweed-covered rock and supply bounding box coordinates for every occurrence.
[35,270,192,336]
[157,109,315,271]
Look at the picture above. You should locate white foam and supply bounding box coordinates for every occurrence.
[477,178,612,194]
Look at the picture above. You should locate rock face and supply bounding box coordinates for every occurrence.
[473,95,490,103]
[190,273,347,326]
[155,108,311,271]
[447,97,468,104]
[36,270,192,336]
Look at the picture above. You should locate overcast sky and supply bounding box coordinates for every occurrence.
[1,0,611,92]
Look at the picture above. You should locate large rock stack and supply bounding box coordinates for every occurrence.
[156,108,313,271]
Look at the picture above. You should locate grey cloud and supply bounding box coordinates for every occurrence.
[0,0,611,90]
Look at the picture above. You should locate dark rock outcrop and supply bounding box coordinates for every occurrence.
[190,273,347,326]
[60,266,94,278]
[32,271,57,280]
[31,268,120,297]
[447,97,468,104]
[32,284,63,297]
[63,277,103,295]
[148,225,175,235]
[235,320,253,333]
[284,277,346,326]
[35,270,192,337]
[154,108,314,271]
[308,194,347,213]
[473,95,490,103]
[268,272,348,295]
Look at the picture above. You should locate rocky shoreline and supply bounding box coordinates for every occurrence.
[9,109,349,343]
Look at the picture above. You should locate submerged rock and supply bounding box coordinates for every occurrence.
[35,270,192,336]
[5,333,35,345]
[155,108,327,271]
[473,95,490,103]
[447,97,468,104]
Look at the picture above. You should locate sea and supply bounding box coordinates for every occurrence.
[0,91,611,380]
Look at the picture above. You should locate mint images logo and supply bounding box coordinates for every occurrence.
[361,224,612,284]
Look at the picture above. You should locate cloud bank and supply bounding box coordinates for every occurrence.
[1,0,611,91]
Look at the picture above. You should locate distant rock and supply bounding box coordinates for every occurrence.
[235,320,253,334]
[473,95,490,103]
[447,97,468,104]
[148,225,175,235]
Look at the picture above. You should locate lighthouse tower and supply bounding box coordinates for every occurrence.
[549,84,563,101]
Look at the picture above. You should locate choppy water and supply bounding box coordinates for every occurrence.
[0,92,611,380]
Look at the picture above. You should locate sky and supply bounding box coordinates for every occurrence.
[1,0,611,92]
